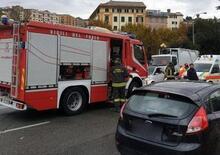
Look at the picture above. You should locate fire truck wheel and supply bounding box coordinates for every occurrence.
[127,80,142,98]
[60,87,87,115]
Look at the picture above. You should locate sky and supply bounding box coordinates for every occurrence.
[1,0,220,19]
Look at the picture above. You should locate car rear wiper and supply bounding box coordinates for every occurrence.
[148,113,178,118]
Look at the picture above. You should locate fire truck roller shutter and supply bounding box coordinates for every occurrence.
[91,40,108,83]
[0,38,13,84]
[60,36,91,64]
[27,32,58,87]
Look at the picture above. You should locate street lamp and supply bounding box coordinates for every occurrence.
[192,12,207,45]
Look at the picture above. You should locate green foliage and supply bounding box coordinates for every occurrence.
[122,23,189,55]
[88,20,112,30]
[0,9,3,16]
[193,18,220,54]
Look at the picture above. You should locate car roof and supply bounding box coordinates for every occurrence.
[135,81,220,105]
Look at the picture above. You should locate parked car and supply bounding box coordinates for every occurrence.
[116,81,220,155]
[146,66,165,84]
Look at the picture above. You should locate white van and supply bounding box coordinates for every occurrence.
[194,55,220,83]
[147,48,199,84]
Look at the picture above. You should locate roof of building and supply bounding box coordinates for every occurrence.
[90,0,146,19]
[99,1,146,8]
[147,10,168,18]
[146,9,183,18]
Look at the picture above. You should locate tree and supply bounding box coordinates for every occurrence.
[122,23,189,56]
[0,9,3,17]
[23,9,31,22]
[9,6,23,21]
[8,6,31,22]
[88,20,112,30]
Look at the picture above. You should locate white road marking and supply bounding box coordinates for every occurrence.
[0,121,50,134]
[0,106,8,110]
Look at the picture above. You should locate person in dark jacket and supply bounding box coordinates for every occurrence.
[165,62,175,80]
[187,63,199,80]
[111,58,128,112]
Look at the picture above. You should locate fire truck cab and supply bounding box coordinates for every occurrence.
[0,22,148,115]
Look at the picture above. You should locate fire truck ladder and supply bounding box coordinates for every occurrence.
[11,23,20,98]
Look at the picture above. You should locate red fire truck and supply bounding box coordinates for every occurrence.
[0,22,148,115]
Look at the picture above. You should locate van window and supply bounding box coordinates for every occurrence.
[211,64,220,74]
[172,56,177,65]
[194,63,212,72]
[127,91,196,118]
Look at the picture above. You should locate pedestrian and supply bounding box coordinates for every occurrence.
[111,58,128,112]
[178,65,186,79]
[186,63,199,80]
[165,62,175,80]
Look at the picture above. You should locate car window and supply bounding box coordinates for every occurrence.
[209,90,220,112]
[127,91,196,118]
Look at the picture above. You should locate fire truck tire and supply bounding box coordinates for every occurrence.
[60,87,87,115]
[127,80,142,98]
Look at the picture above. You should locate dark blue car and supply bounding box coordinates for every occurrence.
[116,81,220,155]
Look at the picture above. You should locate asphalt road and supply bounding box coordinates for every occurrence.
[0,104,120,155]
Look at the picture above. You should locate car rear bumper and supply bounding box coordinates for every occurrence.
[116,126,202,155]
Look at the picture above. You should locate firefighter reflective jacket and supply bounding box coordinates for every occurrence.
[111,65,128,87]
[165,63,175,78]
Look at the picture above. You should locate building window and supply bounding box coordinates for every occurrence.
[136,9,139,13]
[141,17,144,22]
[105,8,109,12]
[114,16,117,22]
[104,15,109,23]
[125,9,129,13]
[117,9,121,13]
[121,26,125,31]
[128,17,132,23]
[132,9,134,13]
[113,26,118,30]
[141,9,144,13]
[112,8,115,13]
[121,16,125,22]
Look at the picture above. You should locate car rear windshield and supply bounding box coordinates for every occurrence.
[127,91,196,118]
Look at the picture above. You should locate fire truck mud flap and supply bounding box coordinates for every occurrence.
[0,96,27,111]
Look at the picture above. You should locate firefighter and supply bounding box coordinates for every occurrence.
[111,58,128,112]
[165,62,175,80]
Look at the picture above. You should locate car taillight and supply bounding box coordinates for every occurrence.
[186,106,208,134]
[120,103,126,120]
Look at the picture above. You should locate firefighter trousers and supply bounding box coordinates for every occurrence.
[112,85,126,105]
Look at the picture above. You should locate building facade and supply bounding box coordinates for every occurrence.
[1,6,59,24]
[90,0,146,31]
[58,14,75,26]
[145,10,168,30]
[146,9,183,30]
[167,10,183,30]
